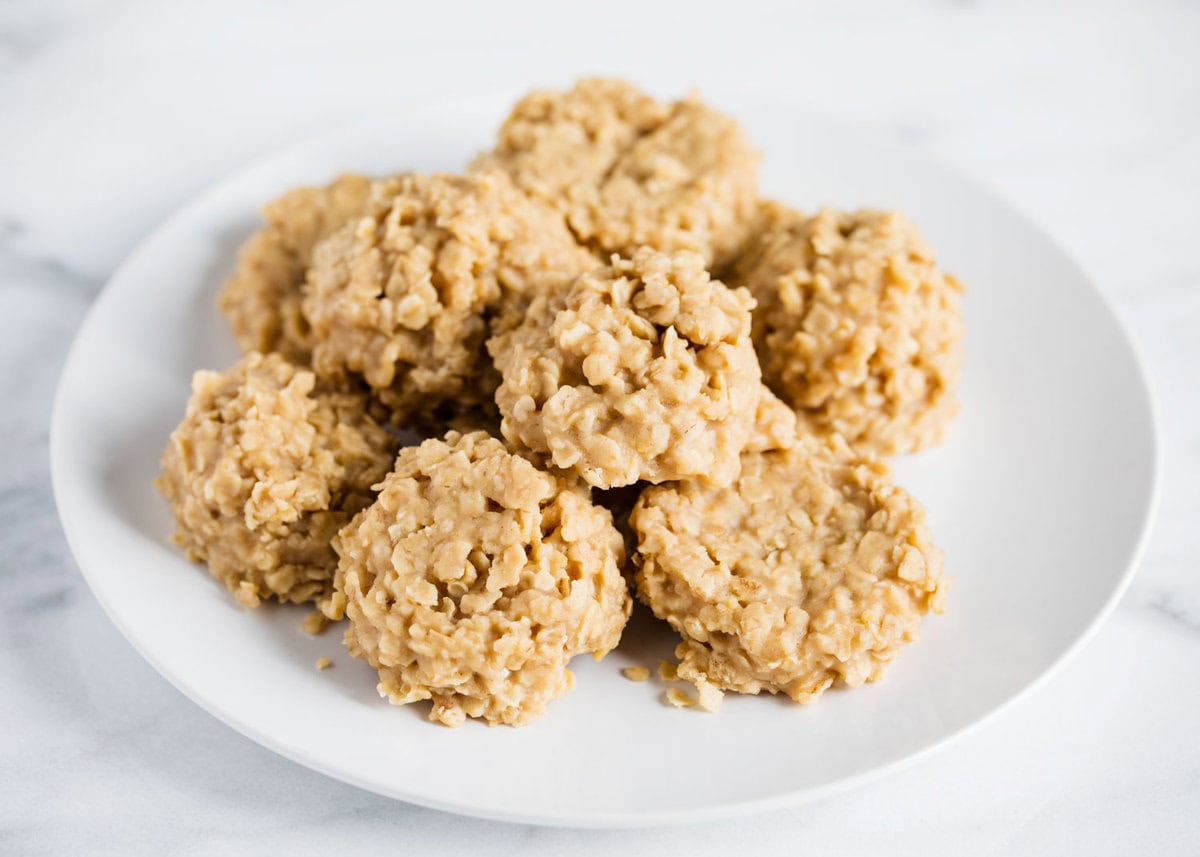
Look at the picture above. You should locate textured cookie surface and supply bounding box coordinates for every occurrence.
[489,248,762,489]
[474,78,759,267]
[303,172,595,422]
[157,352,398,607]
[219,174,374,363]
[729,204,964,455]
[632,434,947,702]
[330,431,631,727]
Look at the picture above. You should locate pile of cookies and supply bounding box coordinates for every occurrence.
[158,78,960,727]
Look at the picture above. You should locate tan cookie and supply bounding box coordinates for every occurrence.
[474,78,759,267]
[303,172,594,423]
[728,204,964,455]
[329,431,631,727]
[631,434,947,702]
[473,78,668,208]
[489,248,762,489]
[218,174,373,363]
[157,352,399,607]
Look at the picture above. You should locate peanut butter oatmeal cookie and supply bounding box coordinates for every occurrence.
[728,204,964,455]
[489,247,762,489]
[474,78,759,267]
[472,78,668,209]
[157,352,399,607]
[328,431,631,727]
[303,172,595,422]
[218,174,373,363]
[631,434,947,702]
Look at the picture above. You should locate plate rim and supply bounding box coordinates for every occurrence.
[50,92,1162,828]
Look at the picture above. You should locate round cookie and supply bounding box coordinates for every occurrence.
[471,77,668,208]
[303,172,595,423]
[474,78,759,267]
[728,204,964,455]
[157,352,399,608]
[218,173,374,363]
[329,431,631,727]
[631,434,947,702]
[488,247,762,489]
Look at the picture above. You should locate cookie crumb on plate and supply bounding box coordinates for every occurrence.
[665,688,696,708]
[693,679,724,712]
[301,611,330,636]
[621,666,650,682]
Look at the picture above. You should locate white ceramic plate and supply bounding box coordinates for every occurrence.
[51,90,1158,827]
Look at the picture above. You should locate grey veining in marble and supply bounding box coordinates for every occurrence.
[1,0,1197,854]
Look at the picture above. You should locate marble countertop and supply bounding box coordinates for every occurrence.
[2,0,1197,853]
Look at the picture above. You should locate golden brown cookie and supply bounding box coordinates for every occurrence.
[728,204,964,455]
[474,78,759,267]
[157,352,399,607]
[218,174,373,363]
[489,248,762,489]
[303,172,594,423]
[329,431,631,727]
[631,434,947,702]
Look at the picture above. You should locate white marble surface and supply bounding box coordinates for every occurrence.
[1,0,1197,853]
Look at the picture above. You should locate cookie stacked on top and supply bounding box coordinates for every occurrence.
[159,78,960,727]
